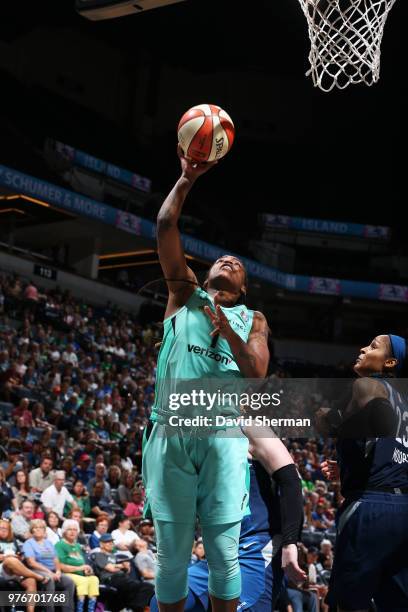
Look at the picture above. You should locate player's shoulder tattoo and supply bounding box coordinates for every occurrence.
[251,311,270,339]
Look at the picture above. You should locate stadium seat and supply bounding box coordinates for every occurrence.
[0,402,13,418]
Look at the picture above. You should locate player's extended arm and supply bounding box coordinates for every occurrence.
[315,377,398,437]
[157,148,216,318]
[245,433,306,583]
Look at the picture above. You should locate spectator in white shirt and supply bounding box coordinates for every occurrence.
[29,456,55,493]
[111,515,140,554]
[61,345,78,367]
[50,346,61,363]
[41,471,78,519]
[45,511,63,545]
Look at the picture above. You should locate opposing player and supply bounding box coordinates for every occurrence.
[150,431,306,612]
[317,333,408,612]
[142,147,269,612]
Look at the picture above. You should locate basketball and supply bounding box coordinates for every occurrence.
[177,104,235,163]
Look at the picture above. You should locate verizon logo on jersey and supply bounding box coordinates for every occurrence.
[187,344,232,366]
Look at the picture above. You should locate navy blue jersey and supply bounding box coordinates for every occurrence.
[337,379,408,497]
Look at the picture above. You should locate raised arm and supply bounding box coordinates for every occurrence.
[244,434,306,584]
[157,148,217,319]
[245,430,291,474]
[315,377,396,437]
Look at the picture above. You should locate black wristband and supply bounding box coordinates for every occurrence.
[272,464,303,546]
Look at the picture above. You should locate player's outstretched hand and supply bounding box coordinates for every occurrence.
[321,459,340,481]
[204,304,234,340]
[178,145,218,182]
[281,544,307,584]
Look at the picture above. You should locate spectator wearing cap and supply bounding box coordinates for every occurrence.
[92,533,154,609]
[73,454,95,486]
[86,463,111,499]
[41,471,78,519]
[137,518,155,550]
[29,456,55,493]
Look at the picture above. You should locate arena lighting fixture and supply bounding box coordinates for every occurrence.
[99,260,159,270]
[0,208,25,215]
[75,0,185,21]
[99,249,156,259]
[0,194,51,208]
[20,195,51,208]
[99,253,201,270]
[99,251,200,262]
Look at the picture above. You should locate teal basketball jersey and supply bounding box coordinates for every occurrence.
[151,287,254,422]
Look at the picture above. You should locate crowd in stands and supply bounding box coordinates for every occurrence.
[0,271,342,611]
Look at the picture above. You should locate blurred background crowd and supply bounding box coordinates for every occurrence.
[0,271,342,611]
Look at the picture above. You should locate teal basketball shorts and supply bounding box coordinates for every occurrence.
[142,422,249,526]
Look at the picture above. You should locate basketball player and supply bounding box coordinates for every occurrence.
[316,333,408,612]
[149,432,306,612]
[142,147,270,612]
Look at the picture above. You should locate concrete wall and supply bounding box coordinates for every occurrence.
[0,250,144,314]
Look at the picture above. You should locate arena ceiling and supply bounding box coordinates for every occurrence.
[0,0,406,229]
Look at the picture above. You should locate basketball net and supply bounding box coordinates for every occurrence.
[297,0,397,91]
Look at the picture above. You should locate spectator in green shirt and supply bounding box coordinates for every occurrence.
[64,480,91,518]
[55,519,99,612]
